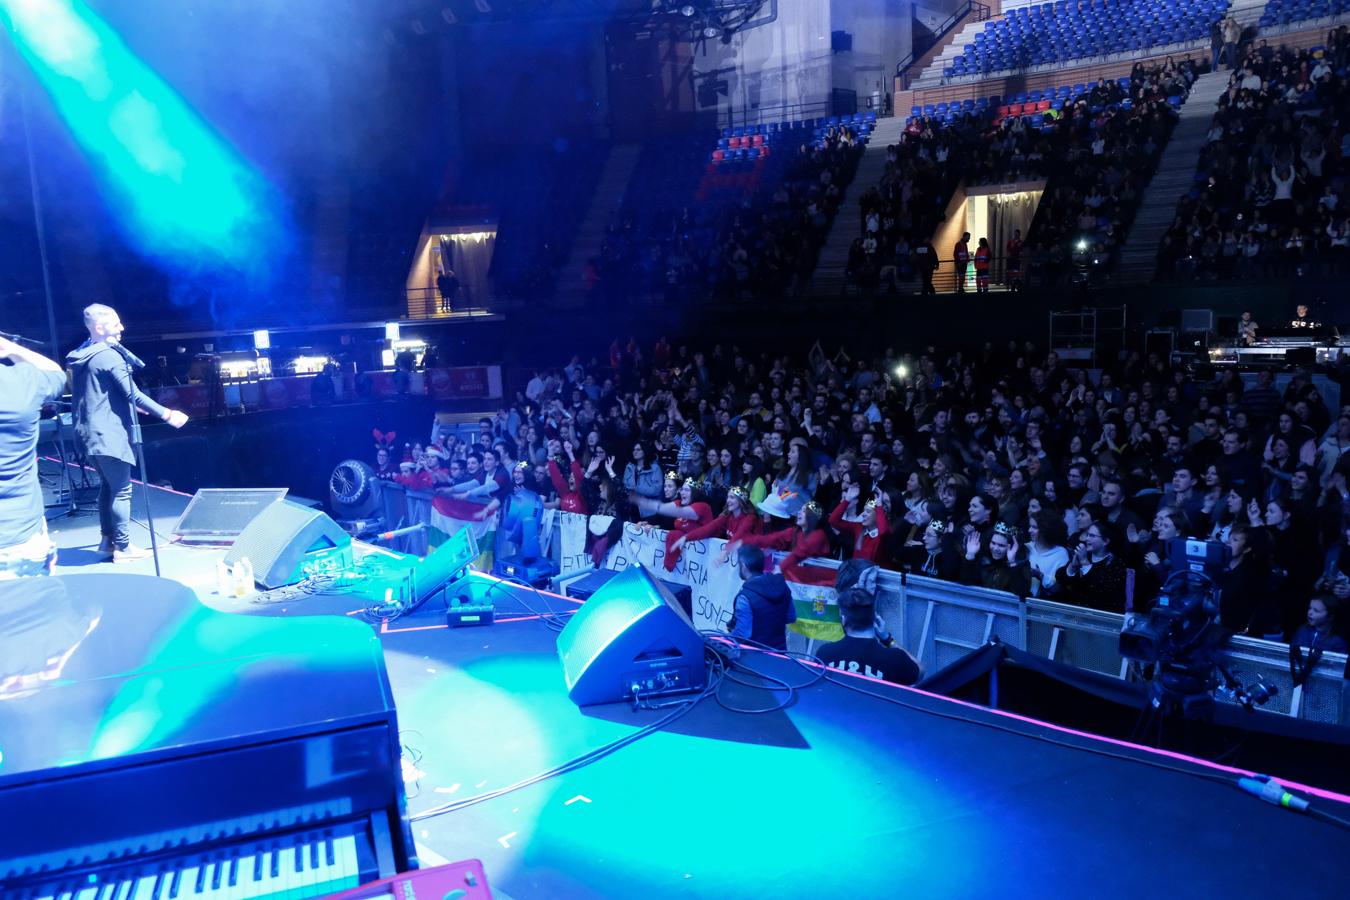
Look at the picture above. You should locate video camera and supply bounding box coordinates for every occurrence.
[1120,539,1278,715]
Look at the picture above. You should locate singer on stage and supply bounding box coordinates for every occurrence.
[67,304,187,562]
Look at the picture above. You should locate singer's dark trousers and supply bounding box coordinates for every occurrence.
[92,455,133,551]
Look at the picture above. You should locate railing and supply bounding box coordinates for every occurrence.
[896,1,992,90]
[404,286,498,319]
[843,248,1134,295]
[718,99,833,130]
[389,501,1348,725]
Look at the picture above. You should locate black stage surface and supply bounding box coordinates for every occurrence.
[28,477,1350,897]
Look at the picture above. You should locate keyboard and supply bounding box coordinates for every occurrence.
[15,822,370,900]
[0,574,415,900]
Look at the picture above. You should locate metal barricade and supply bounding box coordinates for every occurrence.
[901,574,1026,673]
[1026,598,1135,677]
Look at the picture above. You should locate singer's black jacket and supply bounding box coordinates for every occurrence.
[67,340,169,465]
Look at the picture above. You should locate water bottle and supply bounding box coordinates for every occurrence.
[235,557,254,597]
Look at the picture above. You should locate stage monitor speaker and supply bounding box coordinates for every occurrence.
[556,563,707,707]
[174,488,289,543]
[223,499,353,588]
[562,568,694,621]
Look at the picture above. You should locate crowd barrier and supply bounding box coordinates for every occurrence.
[369,497,1350,725]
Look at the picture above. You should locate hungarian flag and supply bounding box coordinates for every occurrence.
[429,496,496,569]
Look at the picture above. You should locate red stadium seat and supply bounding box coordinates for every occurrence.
[997,105,1010,118]
[1037,99,1051,112]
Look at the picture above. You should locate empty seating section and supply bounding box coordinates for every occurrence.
[596,116,869,299]
[1260,0,1350,27]
[945,0,1229,79]
[711,111,877,163]
[909,94,998,126]
[486,141,607,300]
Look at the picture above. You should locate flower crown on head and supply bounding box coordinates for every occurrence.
[665,469,681,482]
[803,501,822,517]
[728,485,750,503]
[927,518,951,534]
[994,521,1020,539]
[514,460,531,471]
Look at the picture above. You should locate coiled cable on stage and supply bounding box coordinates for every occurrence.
[409,641,725,823]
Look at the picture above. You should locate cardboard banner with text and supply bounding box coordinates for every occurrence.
[558,514,843,640]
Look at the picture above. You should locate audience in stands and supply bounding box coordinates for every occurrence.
[1159,30,1350,281]
[378,329,1350,657]
[596,125,864,300]
[852,57,1201,291]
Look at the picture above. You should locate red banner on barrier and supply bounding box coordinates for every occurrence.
[429,366,491,400]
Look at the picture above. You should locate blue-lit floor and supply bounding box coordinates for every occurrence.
[40,488,1350,897]
[378,611,1348,898]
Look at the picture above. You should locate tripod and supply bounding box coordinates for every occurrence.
[42,403,97,522]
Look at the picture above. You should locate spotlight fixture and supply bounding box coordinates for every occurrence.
[680,4,696,15]
[703,25,720,38]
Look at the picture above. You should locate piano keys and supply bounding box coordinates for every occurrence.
[0,574,416,899]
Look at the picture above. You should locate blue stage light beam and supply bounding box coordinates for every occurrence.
[1,0,287,280]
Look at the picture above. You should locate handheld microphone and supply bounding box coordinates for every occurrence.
[375,523,428,542]
[0,330,48,347]
[110,341,146,370]
[1238,775,1310,812]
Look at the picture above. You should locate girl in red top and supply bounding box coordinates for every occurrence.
[547,442,589,514]
[974,237,991,293]
[632,477,715,571]
[732,501,834,585]
[829,484,892,568]
[671,486,762,560]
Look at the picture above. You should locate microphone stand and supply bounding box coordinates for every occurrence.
[119,352,162,577]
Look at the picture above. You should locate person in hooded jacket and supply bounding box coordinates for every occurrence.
[727,545,796,652]
[67,304,187,561]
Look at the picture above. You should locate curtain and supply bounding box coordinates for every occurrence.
[986,192,1041,284]
[440,234,496,311]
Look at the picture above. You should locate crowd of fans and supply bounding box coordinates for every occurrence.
[1159,30,1350,281]
[851,58,1200,292]
[380,332,1350,659]
[593,126,865,301]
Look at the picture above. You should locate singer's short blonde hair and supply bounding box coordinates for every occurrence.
[83,303,118,331]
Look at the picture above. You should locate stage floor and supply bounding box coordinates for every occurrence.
[39,478,1350,897]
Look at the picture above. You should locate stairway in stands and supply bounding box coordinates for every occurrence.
[810,115,912,294]
[553,144,642,307]
[1114,69,1231,283]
